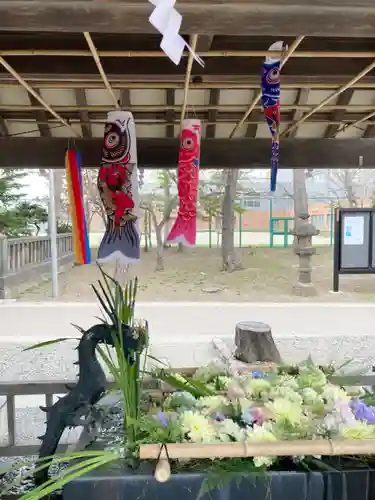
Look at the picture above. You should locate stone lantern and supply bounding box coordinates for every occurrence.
[289,212,319,296]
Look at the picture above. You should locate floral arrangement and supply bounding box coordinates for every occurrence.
[140,362,375,470]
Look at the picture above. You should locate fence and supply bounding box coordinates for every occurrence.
[0,234,74,299]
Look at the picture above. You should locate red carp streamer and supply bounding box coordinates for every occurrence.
[167,119,201,247]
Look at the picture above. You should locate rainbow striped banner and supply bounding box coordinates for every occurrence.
[65,147,91,265]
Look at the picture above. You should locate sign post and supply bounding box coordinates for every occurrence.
[333,207,375,292]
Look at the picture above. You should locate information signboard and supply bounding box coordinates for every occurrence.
[333,208,375,292]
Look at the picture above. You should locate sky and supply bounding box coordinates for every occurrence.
[22,172,48,200]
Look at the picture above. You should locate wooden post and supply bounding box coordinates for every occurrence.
[234,321,281,364]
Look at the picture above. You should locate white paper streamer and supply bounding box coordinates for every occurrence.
[149,0,205,67]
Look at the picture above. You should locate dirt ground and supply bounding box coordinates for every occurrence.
[15,246,375,302]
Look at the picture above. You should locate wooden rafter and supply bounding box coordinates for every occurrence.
[3,104,375,113]
[165,89,175,138]
[74,88,91,138]
[324,89,355,138]
[4,117,375,127]
[28,89,51,137]
[229,36,305,139]
[2,76,375,90]
[286,89,310,138]
[282,59,375,136]
[3,49,375,59]
[0,56,77,135]
[206,89,220,138]
[0,116,8,136]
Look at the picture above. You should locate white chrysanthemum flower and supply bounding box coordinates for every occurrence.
[245,378,272,398]
[344,386,366,398]
[196,395,228,411]
[277,375,300,391]
[323,385,351,405]
[301,388,320,405]
[217,376,231,390]
[180,411,217,443]
[216,419,245,442]
[266,398,304,426]
[271,386,303,405]
[246,423,277,469]
[341,420,375,440]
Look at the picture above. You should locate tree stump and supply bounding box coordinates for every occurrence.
[234,321,281,364]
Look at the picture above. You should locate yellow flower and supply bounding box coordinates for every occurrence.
[246,378,272,398]
[341,421,375,440]
[180,411,217,443]
[246,423,277,469]
[266,398,303,426]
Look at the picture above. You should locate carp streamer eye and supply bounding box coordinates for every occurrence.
[182,137,194,150]
[105,132,120,149]
[267,68,280,84]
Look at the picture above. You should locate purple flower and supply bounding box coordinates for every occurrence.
[241,407,266,426]
[350,399,375,424]
[213,412,225,422]
[155,411,169,427]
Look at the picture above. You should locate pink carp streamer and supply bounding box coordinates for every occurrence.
[167,119,201,247]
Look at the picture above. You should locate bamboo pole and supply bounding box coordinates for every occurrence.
[2,49,375,59]
[180,34,198,130]
[0,56,78,136]
[282,58,375,136]
[228,36,305,139]
[83,32,120,109]
[140,439,375,460]
[334,109,375,136]
[1,104,374,113]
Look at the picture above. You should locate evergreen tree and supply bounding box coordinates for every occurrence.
[0,169,48,237]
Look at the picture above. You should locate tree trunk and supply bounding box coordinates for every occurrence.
[221,169,242,271]
[143,210,149,252]
[155,224,164,271]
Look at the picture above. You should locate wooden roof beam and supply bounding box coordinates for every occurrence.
[1,1,375,36]
[4,49,375,59]
[28,88,51,138]
[2,137,375,170]
[229,36,305,139]
[2,75,375,90]
[206,89,220,139]
[165,89,175,138]
[0,116,8,136]
[74,88,91,138]
[0,56,77,136]
[282,59,375,137]
[286,89,310,138]
[324,89,355,138]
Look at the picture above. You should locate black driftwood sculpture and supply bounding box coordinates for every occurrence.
[34,324,113,486]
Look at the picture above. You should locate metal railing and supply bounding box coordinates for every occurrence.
[0,234,74,298]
